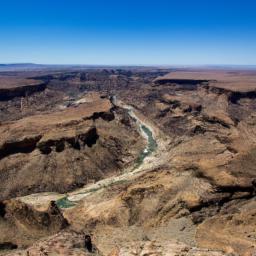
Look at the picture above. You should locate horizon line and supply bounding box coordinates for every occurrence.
[1,63,256,67]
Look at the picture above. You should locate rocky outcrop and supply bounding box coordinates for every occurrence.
[3,230,102,256]
[229,90,256,104]
[0,82,47,101]
[0,135,42,160]
[203,84,256,104]
[37,127,99,155]
[0,200,68,250]
[154,78,210,86]
[196,198,256,255]
[4,200,68,233]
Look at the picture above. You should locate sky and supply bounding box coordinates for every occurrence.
[0,0,255,65]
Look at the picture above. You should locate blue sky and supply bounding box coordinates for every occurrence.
[0,0,255,65]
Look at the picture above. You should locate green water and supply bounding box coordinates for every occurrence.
[134,124,157,168]
[56,196,76,209]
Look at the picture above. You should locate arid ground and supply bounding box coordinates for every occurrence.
[0,67,256,255]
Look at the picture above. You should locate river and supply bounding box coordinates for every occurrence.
[125,106,157,169]
[56,101,158,208]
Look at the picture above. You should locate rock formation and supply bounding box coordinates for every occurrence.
[0,68,256,255]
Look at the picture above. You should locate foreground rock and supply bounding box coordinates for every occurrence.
[3,231,102,256]
[107,240,226,256]
[0,199,68,250]
[3,231,225,256]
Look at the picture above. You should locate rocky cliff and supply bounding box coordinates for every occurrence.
[0,93,144,200]
[1,69,256,256]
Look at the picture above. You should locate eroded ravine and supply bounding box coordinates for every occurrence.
[17,100,167,209]
[57,103,159,207]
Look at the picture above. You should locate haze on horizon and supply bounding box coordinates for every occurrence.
[0,0,255,66]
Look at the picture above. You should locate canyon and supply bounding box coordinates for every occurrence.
[0,67,255,255]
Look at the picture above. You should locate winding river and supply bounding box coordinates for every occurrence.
[56,101,158,208]
[125,106,157,169]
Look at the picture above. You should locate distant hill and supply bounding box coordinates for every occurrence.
[0,63,47,71]
[0,63,159,72]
